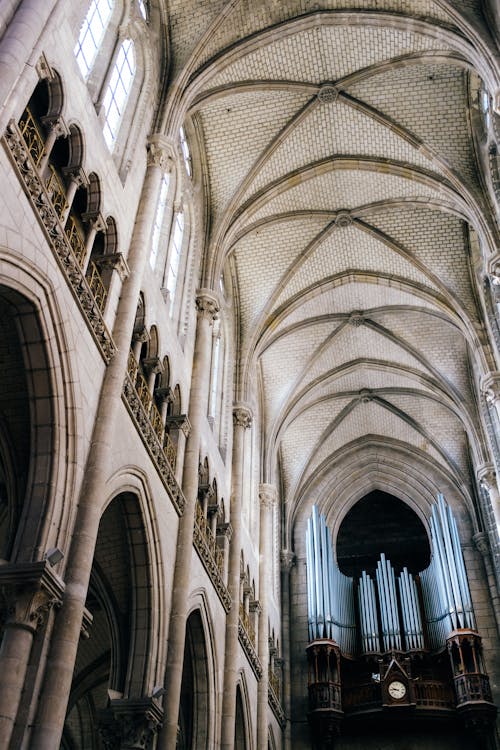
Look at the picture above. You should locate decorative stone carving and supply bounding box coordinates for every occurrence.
[195,289,220,322]
[348,310,365,327]
[480,372,500,408]
[318,84,339,104]
[132,325,150,345]
[146,134,175,172]
[233,404,253,429]
[477,463,496,492]
[35,53,54,81]
[80,606,94,640]
[358,388,373,403]
[259,484,277,509]
[94,252,130,282]
[280,549,296,573]
[0,561,65,633]
[165,413,191,438]
[98,697,163,750]
[473,532,490,557]
[335,210,352,227]
[487,254,500,285]
[142,356,164,377]
[217,521,233,542]
[238,619,263,679]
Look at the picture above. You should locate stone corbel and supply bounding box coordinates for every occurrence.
[98,697,163,750]
[164,413,191,438]
[132,326,150,345]
[80,606,94,640]
[487,254,500,287]
[62,164,88,189]
[0,560,65,633]
[280,549,296,573]
[480,372,500,415]
[249,599,262,616]
[94,252,130,282]
[216,521,233,543]
[142,356,164,378]
[35,53,55,81]
[154,386,174,407]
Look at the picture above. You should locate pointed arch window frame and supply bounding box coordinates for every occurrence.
[74,0,115,79]
[102,37,136,150]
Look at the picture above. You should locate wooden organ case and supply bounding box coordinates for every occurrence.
[305,498,497,748]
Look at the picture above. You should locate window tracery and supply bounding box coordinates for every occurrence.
[74,0,114,79]
[102,38,136,149]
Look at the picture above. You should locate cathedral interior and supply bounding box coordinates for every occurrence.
[0,1,500,748]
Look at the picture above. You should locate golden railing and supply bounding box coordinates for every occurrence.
[46,165,68,219]
[65,215,87,267]
[239,603,256,646]
[195,502,224,574]
[18,108,45,166]
[86,261,107,313]
[126,351,178,471]
[269,668,281,699]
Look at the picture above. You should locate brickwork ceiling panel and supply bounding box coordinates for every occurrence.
[308,364,438,400]
[208,24,452,88]
[346,64,478,186]
[196,1,456,73]
[272,223,440,310]
[244,98,440,200]
[233,216,329,341]
[249,170,442,223]
[199,89,311,218]
[306,399,446,480]
[367,209,477,316]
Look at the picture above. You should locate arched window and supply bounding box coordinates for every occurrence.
[179,125,192,177]
[208,323,222,425]
[149,173,170,270]
[165,209,184,314]
[138,0,148,20]
[102,38,136,149]
[74,0,114,79]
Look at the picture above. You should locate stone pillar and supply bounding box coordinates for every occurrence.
[221,404,253,750]
[280,549,295,750]
[0,1,61,135]
[29,134,174,749]
[158,289,220,749]
[477,463,500,535]
[0,561,64,750]
[257,483,277,750]
[473,532,500,635]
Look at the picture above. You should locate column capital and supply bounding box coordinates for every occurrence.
[165,413,191,438]
[94,252,130,282]
[233,403,253,429]
[480,372,500,406]
[259,483,277,509]
[142,356,164,377]
[147,134,176,171]
[0,561,65,633]
[473,531,490,557]
[99,697,163,750]
[195,289,220,322]
[280,549,296,572]
[477,462,496,491]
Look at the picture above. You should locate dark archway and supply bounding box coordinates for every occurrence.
[63,492,153,749]
[177,609,210,750]
[336,490,430,577]
[234,684,247,750]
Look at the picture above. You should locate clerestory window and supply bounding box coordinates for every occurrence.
[74,0,114,79]
[102,38,136,149]
[150,174,170,270]
[165,210,184,314]
[179,125,192,177]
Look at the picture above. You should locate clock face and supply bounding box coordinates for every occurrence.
[387,680,407,700]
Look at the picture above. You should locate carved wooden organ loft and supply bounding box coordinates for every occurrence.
[305,496,497,744]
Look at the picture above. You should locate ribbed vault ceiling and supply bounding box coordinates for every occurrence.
[169,1,500,528]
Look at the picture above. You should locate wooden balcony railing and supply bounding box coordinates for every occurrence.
[454,673,493,705]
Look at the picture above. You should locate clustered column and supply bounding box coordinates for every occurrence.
[221,404,253,749]
[257,483,277,750]
[280,549,295,750]
[29,134,174,749]
[159,289,220,749]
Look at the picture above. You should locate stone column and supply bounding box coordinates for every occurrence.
[473,532,500,635]
[98,697,163,750]
[158,289,220,749]
[257,484,277,750]
[477,463,500,535]
[29,135,174,749]
[280,549,295,750]
[0,561,64,750]
[0,1,60,135]
[221,404,253,749]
